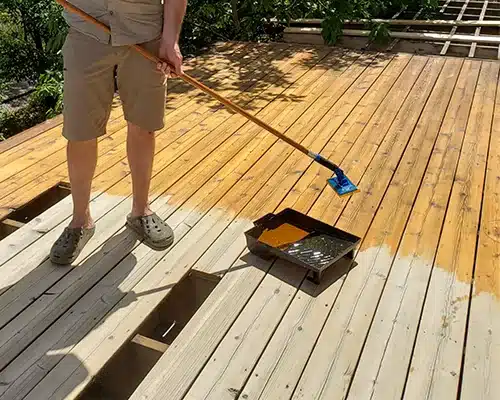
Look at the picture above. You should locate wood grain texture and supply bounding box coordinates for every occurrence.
[347,58,480,400]
[404,60,498,400]
[461,60,500,400]
[2,46,499,400]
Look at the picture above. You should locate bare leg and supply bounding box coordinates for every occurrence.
[67,139,97,228]
[127,122,155,217]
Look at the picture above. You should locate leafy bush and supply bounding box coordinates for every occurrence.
[180,0,329,53]
[180,0,233,55]
[0,1,66,84]
[31,69,64,118]
[369,21,391,44]
[0,97,48,141]
[0,69,63,140]
[179,0,440,48]
[320,0,439,44]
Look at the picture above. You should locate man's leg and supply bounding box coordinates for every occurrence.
[124,120,173,250]
[127,122,155,217]
[67,138,98,228]
[50,29,116,264]
[118,37,174,250]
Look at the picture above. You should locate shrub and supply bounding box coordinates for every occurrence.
[31,69,64,118]
[0,98,48,141]
[0,1,66,84]
[320,0,440,44]
[0,69,63,140]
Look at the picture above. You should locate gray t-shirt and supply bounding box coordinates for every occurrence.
[64,0,164,46]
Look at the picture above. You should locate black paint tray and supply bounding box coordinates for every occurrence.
[244,208,361,284]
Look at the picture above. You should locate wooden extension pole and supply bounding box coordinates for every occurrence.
[55,0,327,165]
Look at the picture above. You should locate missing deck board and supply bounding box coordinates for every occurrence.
[80,270,221,400]
[0,219,25,240]
[2,182,70,225]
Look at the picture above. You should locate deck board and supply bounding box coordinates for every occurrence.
[461,62,500,400]
[404,60,498,400]
[0,42,499,400]
[347,56,469,400]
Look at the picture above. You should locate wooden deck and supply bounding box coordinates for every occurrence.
[0,41,499,400]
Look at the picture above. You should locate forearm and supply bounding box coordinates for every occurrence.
[162,0,187,44]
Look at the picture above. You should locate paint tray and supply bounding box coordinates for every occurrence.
[244,208,361,284]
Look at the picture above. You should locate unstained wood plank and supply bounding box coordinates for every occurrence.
[460,62,500,400]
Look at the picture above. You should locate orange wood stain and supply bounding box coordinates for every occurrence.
[258,223,309,249]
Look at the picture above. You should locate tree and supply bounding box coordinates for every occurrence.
[0,0,66,83]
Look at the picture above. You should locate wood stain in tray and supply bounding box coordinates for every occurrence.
[245,209,361,284]
[257,223,310,249]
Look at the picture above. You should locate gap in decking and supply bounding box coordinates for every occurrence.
[0,182,71,239]
[80,270,221,400]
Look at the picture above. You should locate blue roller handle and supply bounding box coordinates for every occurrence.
[309,152,348,185]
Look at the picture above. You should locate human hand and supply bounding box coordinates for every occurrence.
[158,39,183,77]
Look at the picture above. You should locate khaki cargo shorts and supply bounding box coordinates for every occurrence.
[62,28,166,141]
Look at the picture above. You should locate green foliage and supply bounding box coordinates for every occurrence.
[179,0,338,53]
[32,70,64,117]
[0,68,63,140]
[369,21,391,44]
[0,96,48,141]
[0,0,66,83]
[320,0,439,44]
[180,0,440,48]
[0,0,65,140]
[180,0,233,55]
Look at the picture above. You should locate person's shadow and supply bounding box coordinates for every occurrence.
[0,219,356,400]
[0,228,142,399]
[0,214,228,400]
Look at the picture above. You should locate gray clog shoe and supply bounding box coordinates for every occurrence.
[126,212,174,250]
[50,226,96,265]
